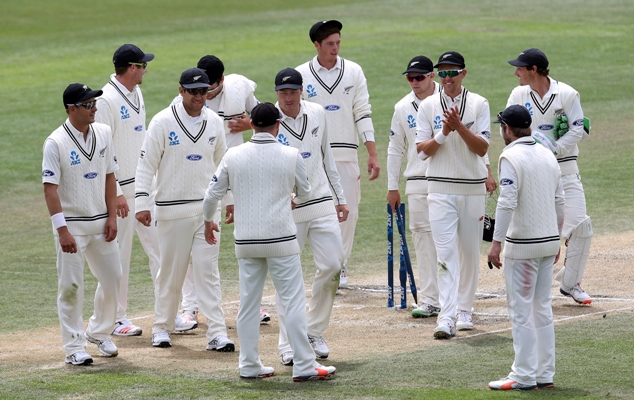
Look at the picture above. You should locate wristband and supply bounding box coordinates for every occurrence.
[51,212,67,230]
[434,133,447,145]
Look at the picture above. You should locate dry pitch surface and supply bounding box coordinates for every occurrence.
[2,232,633,377]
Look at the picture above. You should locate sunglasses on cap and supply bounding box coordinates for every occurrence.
[129,62,148,69]
[406,73,431,82]
[437,69,463,78]
[496,111,507,125]
[68,100,97,109]
[184,87,209,96]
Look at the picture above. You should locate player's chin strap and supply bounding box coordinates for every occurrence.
[561,216,593,290]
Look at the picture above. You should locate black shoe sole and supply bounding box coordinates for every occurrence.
[209,343,235,352]
[153,342,172,348]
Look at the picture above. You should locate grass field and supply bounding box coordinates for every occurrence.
[1,0,633,398]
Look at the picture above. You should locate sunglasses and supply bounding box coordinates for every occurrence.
[496,111,507,125]
[129,62,148,69]
[406,73,431,82]
[68,100,97,109]
[437,69,463,78]
[184,87,209,96]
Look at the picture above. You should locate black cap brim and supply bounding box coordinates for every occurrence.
[141,53,155,63]
[78,90,103,103]
[433,61,464,68]
[507,58,528,67]
[181,82,211,89]
[402,68,432,75]
[275,83,303,91]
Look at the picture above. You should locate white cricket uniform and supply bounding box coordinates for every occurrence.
[171,73,258,312]
[415,87,490,322]
[387,83,441,307]
[274,101,346,354]
[297,56,375,267]
[507,78,591,289]
[95,74,161,321]
[494,136,564,386]
[42,120,121,356]
[203,132,320,378]
[135,103,229,343]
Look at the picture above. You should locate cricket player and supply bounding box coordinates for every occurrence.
[297,20,380,289]
[387,55,441,319]
[135,68,234,351]
[203,102,336,381]
[170,55,269,324]
[415,51,490,338]
[273,68,348,364]
[94,44,165,337]
[488,105,564,391]
[43,83,121,365]
[507,48,593,305]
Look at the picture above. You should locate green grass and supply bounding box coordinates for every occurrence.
[1,0,633,398]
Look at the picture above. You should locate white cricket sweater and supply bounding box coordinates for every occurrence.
[387,83,441,195]
[95,74,147,199]
[170,74,258,149]
[496,137,562,259]
[135,103,226,220]
[415,88,489,195]
[203,132,311,258]
[276,101,346,223]
[297,56,374,163]
[43,121,117,235]
[507,77,585,176]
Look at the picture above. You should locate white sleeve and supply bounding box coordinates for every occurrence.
[203,157,230,221]
[293,152,312,204]
[475,99,491,144]
[94,98,123,196]
[415,103,433,144]
[135,116,164,213]
[352,67,374,136]
[387,107,406,190]
[244,79,259,114]
[492,158,518,242]
[42,139,61,185]
[555,172,565,234]
[555,91,585,153]
[321,120,346,205]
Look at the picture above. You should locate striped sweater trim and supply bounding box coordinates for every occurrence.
[294,196,333,209]
[407,176,428,181]
[235,235,297,245]
[558,156,577,163]
[529,91,557,115]
[171,105,207,143]
[155,199,203,207]
[330,142,358,150]
[427,176,486,185]
[119,177,135,186]
[309,59,345,94]
[63,123,96,161]
[66,213,109,222]
[505,235,560,245]
[108,80,140,114]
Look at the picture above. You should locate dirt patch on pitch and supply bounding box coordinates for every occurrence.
[1,232,633,376]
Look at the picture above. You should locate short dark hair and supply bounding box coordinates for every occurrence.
[115,65,131,76]
[315,26,340,44]
[506,125,532,138]
[524,65,549,77]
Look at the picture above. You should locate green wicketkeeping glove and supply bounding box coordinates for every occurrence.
[553,114,569,139]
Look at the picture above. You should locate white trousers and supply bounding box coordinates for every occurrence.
[277,214,343,354]
[116,195,160,321]
[237,255,317,378]
[153,210,227,342]
[504,256,556,386]
[335,161,360,263]
[55,233,121,356]
[180,206,223,312]
[561,173,589,238]
[408,193,439,307]
[428,193,484,321]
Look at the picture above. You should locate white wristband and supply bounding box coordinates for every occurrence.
[51,212,67,230]
[434,133,447,145]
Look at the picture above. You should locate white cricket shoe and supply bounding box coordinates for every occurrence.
[65,350,93,366]
[84,333,118,357]
[182,309,199,322]
[433,317,456,339]
[339,265,348,288]
[206,334,235,352]
[293,364,336,382]
[152,331,172,348]
[240,365,275,380]
[560,284,592,305]
[112,320,143,337]
[489,377,537,391]
[260,309,271,324]
[456,310,474,331]
[308,334,329,359]
[280,351,294,366]
[175,313,198,332]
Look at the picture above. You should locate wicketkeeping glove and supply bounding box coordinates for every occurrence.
[553,114,569,139]
[532,131,558,155]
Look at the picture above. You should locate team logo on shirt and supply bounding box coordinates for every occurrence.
[311,127,319,137]
[277,133,290,146]
[390,130,395,136]
[134,125,143,132]
[300,152,311,159]
[307,84,317,98]
[344,86,353,95]
[481,131,491,139]
[500,178,514,186]
[169,131,180,146]
[407,115,416,128]
[208,136,216,146]
[99,147,106,158]
[324,105,340,111]
[70,151,81,166]
[465,122,474,129]
[524,102,534,116]
[42,170,55,177]
[212,175,218,182]
[186,154,202,161]
[120,105,130,120]
[433,116,442,130]
[83,172,98,179]
[538,125,554,131]
[140,150,145,159]
[572,119,584,127]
